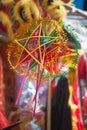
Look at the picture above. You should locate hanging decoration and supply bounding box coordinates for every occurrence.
[7,18,77,78]
[7,19,79,114]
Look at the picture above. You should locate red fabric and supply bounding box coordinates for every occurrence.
[73,83,84,130]
[0,5,11,15]
[0,56,6,113]
[51,79,56,98]
[61,0,71,3]
[78,55,87,85]
[0,21,7,33]
[0,56,10,129]
[0,5,12,34]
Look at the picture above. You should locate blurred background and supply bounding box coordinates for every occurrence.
[73,0,87,10]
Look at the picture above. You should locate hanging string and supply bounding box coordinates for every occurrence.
[33,45,46,116]
[15,58,32,105]
[33,64,41,116]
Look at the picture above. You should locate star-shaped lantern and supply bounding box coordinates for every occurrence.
[7,19,79,109]
[8,19,77,78]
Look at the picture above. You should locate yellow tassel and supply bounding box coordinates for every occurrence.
[42,0,67,21]
[12,0,41,24]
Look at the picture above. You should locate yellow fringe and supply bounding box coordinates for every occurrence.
[42,0,67,21]
[12,0,41,24]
